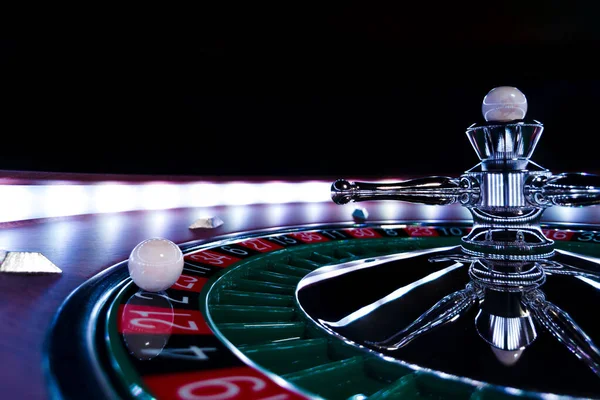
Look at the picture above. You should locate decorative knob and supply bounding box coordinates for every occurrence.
[481,86,528,122]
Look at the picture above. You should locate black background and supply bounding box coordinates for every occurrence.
[2,3,600,178]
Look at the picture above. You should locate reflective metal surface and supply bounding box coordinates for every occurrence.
[331,177,464,206]
[296,247,600,398]
[0,251,61,274]
[465,122,544,167]
[526,172,600,207]
[325,87,600,398]
[331,93,600,260]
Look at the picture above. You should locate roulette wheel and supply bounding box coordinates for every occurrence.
[1,87,600,400]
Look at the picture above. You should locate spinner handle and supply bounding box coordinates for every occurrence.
[331,177,463,206]
[368,283,479,350]
[526,290,600,375]
[526,173,600,207]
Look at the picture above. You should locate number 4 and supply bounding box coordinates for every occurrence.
[149,346,218,361]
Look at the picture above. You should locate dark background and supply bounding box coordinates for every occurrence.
[2,3,600,178]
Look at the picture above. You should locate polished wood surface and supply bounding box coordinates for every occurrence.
[0,176,599,399]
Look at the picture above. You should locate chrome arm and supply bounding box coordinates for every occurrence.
[367,283,479,351]
[537,258,600,280]
[526,290,600,377]
[331,177,467,206]
[526,173,600,207]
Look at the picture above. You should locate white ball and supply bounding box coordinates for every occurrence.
[128,238,184,292]
[481,86,528,122]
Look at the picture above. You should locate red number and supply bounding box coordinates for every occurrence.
[237,238,283,252]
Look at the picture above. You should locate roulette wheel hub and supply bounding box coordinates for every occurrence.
[325,86,600,396]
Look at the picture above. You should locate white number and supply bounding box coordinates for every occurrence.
[407,227,434,236]
[438,227,463,236]
[184,265,211,276]
[350,228,377,237]
[269,236,297,246]
[178,376,265,400]
[292,232,324,242]
[382,229,398,236]
[128,310,199,331]
[577,231,600,242]
[321,230,346,239]
[542,230,568,240]
[190,251,234,266]
[176,275,200,290]
[178,376,291,400]
[147,346,217,361]
[135,291,190,304]
[220,246,249,256]
[239,239,275,251]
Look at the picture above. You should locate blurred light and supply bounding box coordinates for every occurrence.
[297,181,330,203]
[260,182,296,204]
[145,211,171,237]
[140,184,181,210]
[92,184,138,213]
[303,203,327,221]
[0,186,35,222]
[381,202,401,220]
[505,387,526,396]
[545,206,579,222]
[265,204,287,226]
[421,205,445,220]
[0,180,333,223]
[98,214,127,243]
[186,183,221,207]
[228,206,252,231]
[46,221,75,253]
[222,183,260,205]
[44,185,89,217]
[347,395,367,400]
[381,224,408,230]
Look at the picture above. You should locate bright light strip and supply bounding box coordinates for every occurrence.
[222,183,260,206]
[139,184,182,210]
[0,180,333,223]
[0,185,35,222]
[92,184,139,213]
[185,183,222,207]
[320,261,464,328]
[577,276,600,290]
